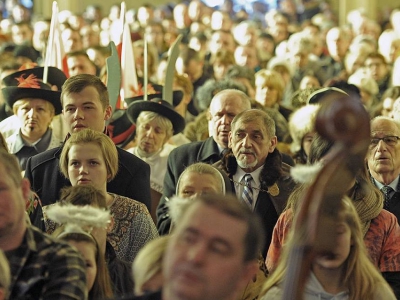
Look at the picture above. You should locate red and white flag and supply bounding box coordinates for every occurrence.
[118,1,139,109]
[43,1,69,82]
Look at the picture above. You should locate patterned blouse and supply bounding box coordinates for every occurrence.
[43,193,159,263]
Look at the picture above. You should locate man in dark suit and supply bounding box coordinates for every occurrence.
[157,89,251,234]
[367,116,400,222]
[25,74,151,209]
[216,109,296,256]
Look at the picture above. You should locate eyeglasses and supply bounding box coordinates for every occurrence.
[370,136,400,147]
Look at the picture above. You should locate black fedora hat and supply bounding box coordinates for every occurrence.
[127,98,186,134]
[2,73,62,115]
[2,66,67,90]
[124,82,184,107]
[107,109,136,148]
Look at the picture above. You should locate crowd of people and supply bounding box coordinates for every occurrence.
[0,0,400,299]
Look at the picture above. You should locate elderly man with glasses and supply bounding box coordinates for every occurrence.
[367,116,400,222]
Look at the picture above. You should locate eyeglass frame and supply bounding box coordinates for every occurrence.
[369,136,400,148]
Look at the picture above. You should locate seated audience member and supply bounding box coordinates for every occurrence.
[267,134,400,297]
[0,149,87,299]
[51,128,158,263]
[2,66,67,170]
[254,69,292,122]
[132,163,230,296]
[373,86,400,117]
[66,51,97,76]
[131,193,264,300]
[288,104,320,164]
[215,109,296,257]
[47,204,114,300]
[49,185,134,298]
[0,131,44,230]
[157,89,251,234]
[176,46,212,112]
[260,196,396,300]
[132,236,169,296]
[225,65,256,99]
[348,69,379,114]
[24,74,151,210]
[211,49,236,81]
[126,98,185,220]
[364,52,392,99]
[0,250,10,300]
[287,32,328,91]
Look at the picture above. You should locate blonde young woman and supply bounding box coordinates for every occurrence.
[260,196,396,300]
[55,128,158,263]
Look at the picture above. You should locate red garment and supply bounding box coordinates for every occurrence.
[266,208,400,272]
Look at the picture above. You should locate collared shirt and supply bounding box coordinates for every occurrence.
[373,176,399,192]
[128,144,176,194]
[233,166,263,210]
[5,226,87,300]
[8,128,53,170]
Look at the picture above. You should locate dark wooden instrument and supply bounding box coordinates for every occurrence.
[281,94,371,299]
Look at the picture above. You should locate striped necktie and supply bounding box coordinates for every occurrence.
[381,185,394,210]
[241,174,253,209]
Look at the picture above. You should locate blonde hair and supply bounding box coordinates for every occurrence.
[261,196,393,300]
[255,69,285,101]
[0,250,10,299]
[59,129,119,182]
[132,235,169,294]
[176,162,226,196]
[13,98,55,116]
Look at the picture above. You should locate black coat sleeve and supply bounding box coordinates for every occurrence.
[382,271,400,299]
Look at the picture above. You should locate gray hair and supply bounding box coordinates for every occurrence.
[137,111,174,140]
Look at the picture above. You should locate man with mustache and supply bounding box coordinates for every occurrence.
[157,89,251,234]
[367,116,400,222]
[216,109,296,256]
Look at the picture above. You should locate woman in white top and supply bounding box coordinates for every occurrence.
[260,196,396,300]
[126,98,185,219]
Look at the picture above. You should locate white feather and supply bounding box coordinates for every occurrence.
[290,163,323,184]
[46,204,111,229]
[167,196,192,223]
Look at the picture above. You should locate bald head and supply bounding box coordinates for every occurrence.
[208,89,251,148]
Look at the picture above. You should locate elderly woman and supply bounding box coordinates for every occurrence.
[2,66,66,170]
[126,98,185,219]
[288,104,320,164]
[255,69,292,121]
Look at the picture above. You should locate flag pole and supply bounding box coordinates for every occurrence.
[144,33,148,101]
[43,1,58,84]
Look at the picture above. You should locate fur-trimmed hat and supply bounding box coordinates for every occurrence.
[289,104,320,153]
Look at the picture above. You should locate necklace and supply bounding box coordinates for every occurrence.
[229,178,280,196]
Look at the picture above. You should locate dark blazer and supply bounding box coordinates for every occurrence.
[25,145,151,210]
[389,192,400,223]
[156,137,222,234]
[215,151,296,257]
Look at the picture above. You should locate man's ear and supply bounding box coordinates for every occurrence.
[104,105,112,121]
[228,131,233,148]
[268,136,278,153]
[206,109,212,120]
